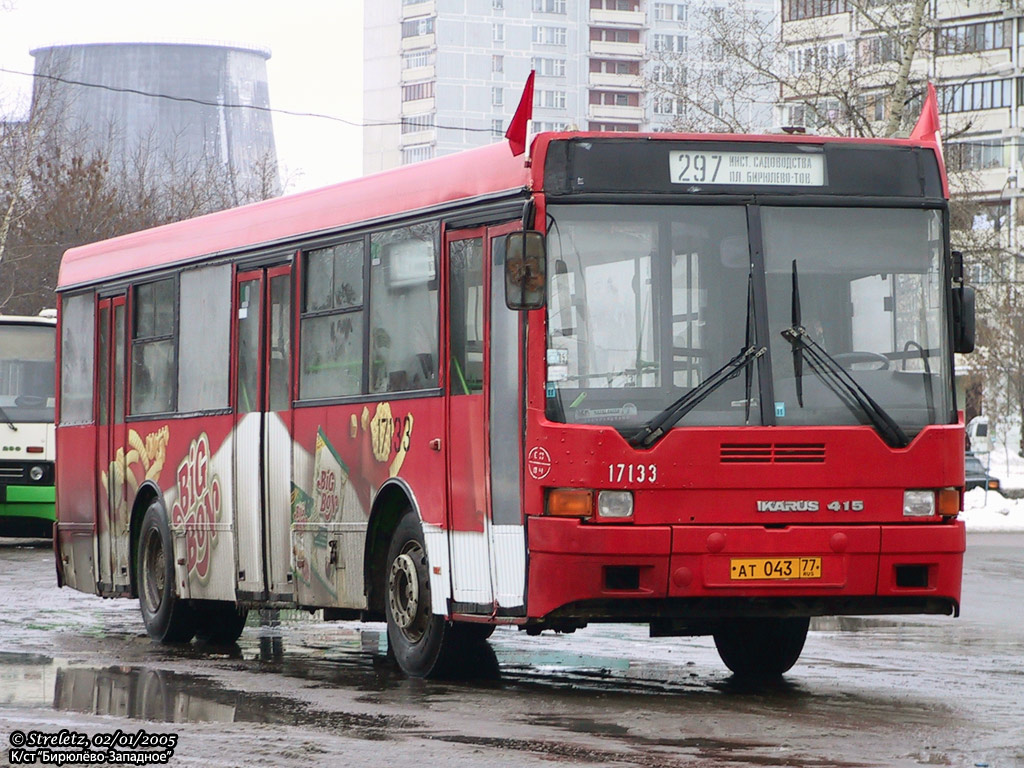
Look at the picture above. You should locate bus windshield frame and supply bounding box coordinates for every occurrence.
[542,201,954,442]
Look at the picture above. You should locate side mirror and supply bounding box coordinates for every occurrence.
[950,250,975,354]
[953,284,975,353]
[504,230,546,311]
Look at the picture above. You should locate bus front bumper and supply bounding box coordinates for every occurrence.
[525,516,965,621]
[0,485,56,538]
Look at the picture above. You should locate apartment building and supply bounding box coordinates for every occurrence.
[779,0,1024,260]
[363,0,774,173]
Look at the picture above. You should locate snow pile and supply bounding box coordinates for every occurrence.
[960,487,1024,533]
[983,444,1024,492]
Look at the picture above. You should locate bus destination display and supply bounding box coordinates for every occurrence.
[669,150,825,187]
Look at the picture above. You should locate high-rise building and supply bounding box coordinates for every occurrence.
[777,0,1022,266]
[777,0,1024,429]
[363,0,775,173]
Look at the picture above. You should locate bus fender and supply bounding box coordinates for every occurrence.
[363,478,451,619]
[128,480,165,598]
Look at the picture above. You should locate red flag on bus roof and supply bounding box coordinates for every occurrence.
[910,82,941,149]
[505,71,535,157]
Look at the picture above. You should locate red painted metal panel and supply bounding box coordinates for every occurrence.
[526,517,670,618]
[289,395,448,528]
[524,517,963,618]
[447,395,487,533]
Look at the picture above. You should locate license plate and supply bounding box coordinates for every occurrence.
[730,557,822,581]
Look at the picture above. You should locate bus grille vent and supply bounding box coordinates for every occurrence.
[720,443,826,464]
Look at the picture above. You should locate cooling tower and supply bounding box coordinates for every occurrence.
[31,41,280,199]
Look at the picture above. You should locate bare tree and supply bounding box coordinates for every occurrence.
[0,72,67,271]
[0,104,281,315]
[647,0,934,138]
[646,3,776,133]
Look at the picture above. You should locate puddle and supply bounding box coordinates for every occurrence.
[0,651,413,736]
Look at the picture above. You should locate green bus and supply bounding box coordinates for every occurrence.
[0,312,56,538]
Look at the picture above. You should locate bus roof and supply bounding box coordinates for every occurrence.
[0,314,57,327]
[58,141,533,291]
[57,130,944,291]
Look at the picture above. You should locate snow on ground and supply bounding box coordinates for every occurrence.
[963,440,1024,532]
[961,487,1024,532]
[981,440,1024,492]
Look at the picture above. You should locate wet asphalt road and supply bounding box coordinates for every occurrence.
[1,533,1022,768]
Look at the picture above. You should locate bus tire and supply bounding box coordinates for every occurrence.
[137,501,196,643]
[385,510,460,677]
[713,616,809,678]
[194,601,249,645]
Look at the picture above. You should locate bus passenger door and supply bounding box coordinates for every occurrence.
[96,295,129,594]
[486,223,526,614]
[233,265,294,601]
[445,231,493,609]
[445,222,526,615]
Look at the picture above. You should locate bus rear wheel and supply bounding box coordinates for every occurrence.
[385,510,465,677]
[713,617,809,678]
[137,501,196,643]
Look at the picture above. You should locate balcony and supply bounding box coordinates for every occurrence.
[402,64,435,82]
[400,127,437,146]
[589,71,642,89]
[401,98,436,116]
[401,33,435,51]
[590,8,645,26]
[590,40,644,57]
[588,103,645,121]
[401,0,435,19]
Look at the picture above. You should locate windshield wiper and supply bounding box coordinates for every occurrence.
[781,326,907,447]
[628,344,765,449]
[783,260,907,448]
[790,260,805,407]
[0,403,17,432]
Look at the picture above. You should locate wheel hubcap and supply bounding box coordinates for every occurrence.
[388,543,428,643]
[142,529,165,614]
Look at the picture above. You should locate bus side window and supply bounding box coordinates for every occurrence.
[299,240,365,399]
[178,265,231,411]
[449,237,485,395]
[59,292,95,425]
[370,222,440,393]
[131,278,176,415]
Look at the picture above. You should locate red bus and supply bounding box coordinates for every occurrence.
[54,117,974,678]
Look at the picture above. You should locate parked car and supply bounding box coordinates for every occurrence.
[965,452,1001,493]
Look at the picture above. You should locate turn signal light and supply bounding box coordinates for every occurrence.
[936,488,960,518]
[546,489,593,517]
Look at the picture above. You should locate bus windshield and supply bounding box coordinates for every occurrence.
[0,324,56,424]
[763,207,951,436]
[544,203,952,439]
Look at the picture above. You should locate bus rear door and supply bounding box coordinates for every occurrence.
[233,264,294,601]
[96,294,129,594]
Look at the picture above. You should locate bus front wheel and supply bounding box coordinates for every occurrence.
[137,501,196,643]
[384,510,462,677]
[713,617,809,678]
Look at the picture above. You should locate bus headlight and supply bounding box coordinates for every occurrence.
[597,491,633,519]
[29,465,45,482]
[903,490,935,517]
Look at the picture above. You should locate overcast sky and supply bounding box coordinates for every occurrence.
[0,0,364,193]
